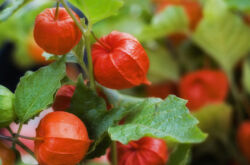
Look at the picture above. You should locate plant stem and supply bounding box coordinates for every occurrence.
[17,123,23,135]
[7,126,14,136]
[111,141,118,165]
[72,51,89,78]
[85,29,96,90]
[12,123,23,149]
[54,1,60,20]
[61,0,96,90]
[226,70,244,124]
[0,134,13,142]
[91,31,111,50]
[0,134,36,159]
[14,134,41,141]
[60,0,86,40]
[16,140,36,159]
[79,59,90,78]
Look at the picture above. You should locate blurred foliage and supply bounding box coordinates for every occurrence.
[68,0,124,24]
[193,103,232,136]
[93,0,188,42]
[243,57,250,94]
[224,0,250,13]
[0,0,31,22]
[145,42,180,83]
[0,0,5,5]
[192,0,250,72]
[167,144,191,165]
[0,0,53,68]
[139,6,188,41]
[93,0,152,37]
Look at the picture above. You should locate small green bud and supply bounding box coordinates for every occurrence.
[0,85,15,127]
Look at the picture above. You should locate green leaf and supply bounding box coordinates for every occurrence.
[93,15,146,39]
[224,0,250,13]
[146,43,179,83]
[167,144,191,165]
[0,85,15,127]
[15,57,66,123]
[68,77,132,158]
[117,0,152,16]
[138,6,188,41]
[108,95,207,144]
[192,0,250,71]
[93,0,151,38]
[0,0,31,22]
[193,103,232,136]
[243,57,250,94]
[93,3,188,42]
[68,0,124,24]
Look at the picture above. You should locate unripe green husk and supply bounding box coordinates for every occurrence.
[0,85,15,127]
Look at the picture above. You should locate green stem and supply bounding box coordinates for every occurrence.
[61,0,96,90]
[226,70,244,123]
[85,29,96,90]
[54,1,60,20]
[72,51,89,78]
[16,140,36,159]
[79,59,90,78]
[17,123,23,135]
[91,31,100,42]
[14,134,40,141]
[60,0,86,40]
[0,134,13,142]
[12,123,23,149]
[111,141,118,165]
[0,134,35,159]
[91,31,111,50]
[7,126,14,136]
